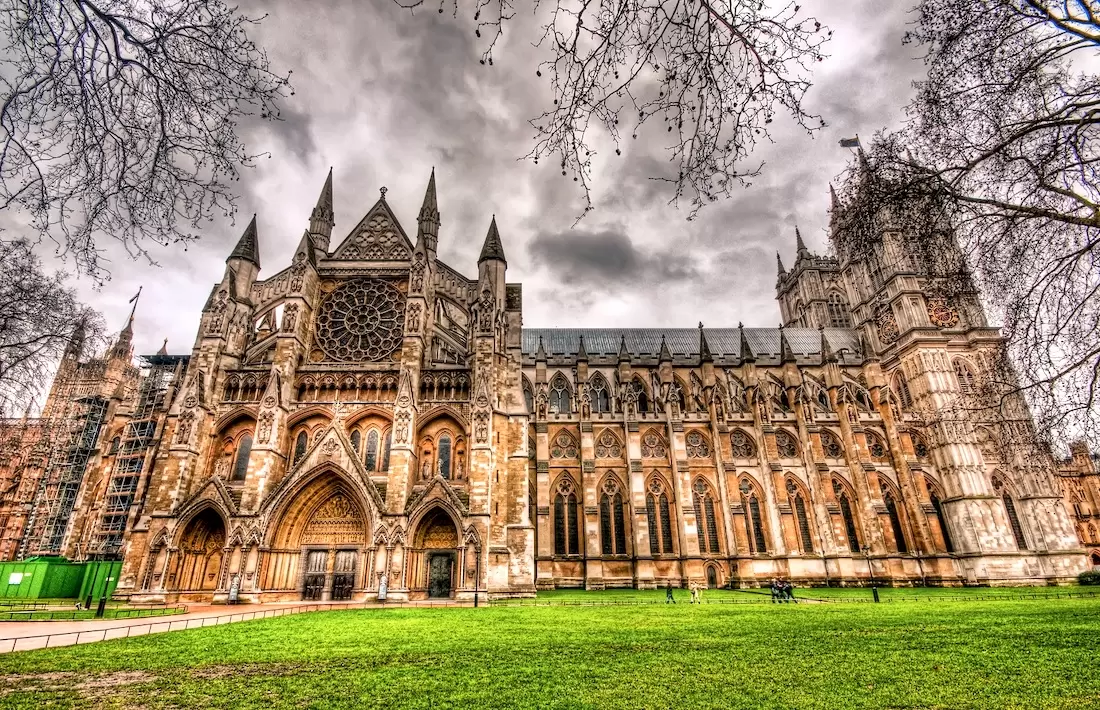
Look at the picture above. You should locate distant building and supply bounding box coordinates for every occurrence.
[2,167,1090,602]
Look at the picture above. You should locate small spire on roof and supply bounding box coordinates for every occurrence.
[479,215,507,264]
[795,226,808,255]
[780,329,796,364]
[617,334,631,363]
[819,326,837,364]
[739,325,755,363]
[576,335,588,361]
[776,251,786,275]
[535,335,547,361]
[658,335,672,363]
[157,338,168,356]
[227,214,261,268]
[699,324,713,364]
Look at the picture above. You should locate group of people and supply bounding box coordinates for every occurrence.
[770,578,796,603]
[664,580,706,604]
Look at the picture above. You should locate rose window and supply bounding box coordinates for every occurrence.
[314,278,405,362]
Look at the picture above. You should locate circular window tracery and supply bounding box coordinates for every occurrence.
[314,278,405,362]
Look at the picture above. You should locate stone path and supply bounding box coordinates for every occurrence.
[0,599,471,654]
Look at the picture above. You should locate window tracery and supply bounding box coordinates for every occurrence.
[646,478,675,554]
[833,478,861,552]
[550,431,579,459]
[954,359,977,395]
[694,479,721,554]
[730,429,756,458]
[313,278,405,362]
[554,478,580,555]
[827,291,852,328]
[231,433,252,482]
[866,432,888,460]
[599,477,628,555]
[821,430,844,459]
[589,375,611,413]
[549,374,572,414]
[686,430,711,458]
[641,431,667,459]
[737,479,764,555]
[595,430,623,459]
[786,479,814,553]
[293,430,308,465]
[775,429,799,458]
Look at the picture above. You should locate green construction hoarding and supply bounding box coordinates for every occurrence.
[0,558,121,601]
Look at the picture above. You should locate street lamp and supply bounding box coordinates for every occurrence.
[862,544,880,603]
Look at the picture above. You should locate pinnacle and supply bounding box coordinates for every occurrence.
[576,335,588,361]
[295,229,317,267]
[739,325,756,363]
[479,214,507,264]
[228,214,261,268]
[780,329,796,364]
[699,324,713,364]
[617,334,631,363]
[420,167,439,216]
[157,338,168,356]
[776,252,786,275]
[658,335,672,363]
[535,336,547,361]
[314,167,334,215]
[820,327,837,364]
[795,226,808,254]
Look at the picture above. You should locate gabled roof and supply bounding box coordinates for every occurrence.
[329,194,413,261]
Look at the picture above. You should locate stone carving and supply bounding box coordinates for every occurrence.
[257,411,274,444]
[322,437,339,455]
[282,303,299,333]
[174,410,195,445]
[314,278,405,362]
[875,303,899,344]
[335,214,409,261]
[474,411,489,444]
[411,253,426,292]
[394,411,411,444]
[406,303,422,331]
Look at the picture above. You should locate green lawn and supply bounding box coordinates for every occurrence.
[2,595,1098,709]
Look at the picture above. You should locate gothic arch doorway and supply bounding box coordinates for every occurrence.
[174,508,227,592]
[410,508,460,598]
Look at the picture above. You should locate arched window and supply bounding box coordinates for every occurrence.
[109,437,121,455]
[232,433,252,482]
[827,292,852,328]
[786,479,814,554]
[686,431,711,458]
[911,432,930,459]
[554,478,580,555]
[381,430,392,471]
[437,434,452,479]
[364,430,380,471]
[599,478,627,555]
[993,476,1028,550]
[523,379,534,413]
[595,430,623,458]
[350,430,361,453]
[293,430,308,465]
[550,374,572,414]
[738,479,766,555]
[881,485,909,553]
[954,360,977,395]
[821,430,844,459]
[550,431,579,459]
[834,479,860,552]
[929,490,954,553]
[866,432,888,460]
[645,478,675,554]
[730,429,756,458]
[775,429,799,458]
[695,479,721,554]
[634,380,649,413]
[590,375,611,413]
[893,374,913,410]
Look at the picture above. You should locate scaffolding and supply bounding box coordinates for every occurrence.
[18,395,108,559]
[86,354,187,559]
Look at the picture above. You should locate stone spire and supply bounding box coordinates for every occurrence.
[416,168,440,253]
[294,229,317,268]
[479,215,507,264]
[309,168,334,253]
[228,214,261,269]
[859,333,879,364]
[698,323,713,364]
[576,335,588,362]
[617,335,631,363]
[658,335,672,363]
[739,324,755,363]
[829,183,840,212]
[535,336,547,362]
[110,306,135,361]
[157,338,168,356]
[62,317,87,361]
[776,252,786,276]
[819,326,837,364]
[795,226,809,256]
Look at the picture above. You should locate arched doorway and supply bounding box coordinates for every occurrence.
[410,508,460,598]
[175,508,227,592]
[1091,552,1100,569]
[706,565,719,589]
[266,470,371,601]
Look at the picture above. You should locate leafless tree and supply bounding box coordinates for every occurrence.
[0,0,291,280]
[0,239,103,416]
[395,0,830,217]
[837,0,1100,454]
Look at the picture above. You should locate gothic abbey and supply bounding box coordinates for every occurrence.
[1,168,1094,602]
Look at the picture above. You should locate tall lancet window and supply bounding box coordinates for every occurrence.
[437,434,452,479]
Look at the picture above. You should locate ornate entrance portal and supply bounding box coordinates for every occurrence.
[409,507,460,598]
[332,550,357,600]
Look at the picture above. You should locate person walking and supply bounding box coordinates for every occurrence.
[690,583,699,604]
[770,578,780,604]
[784,580,796,603]
[666,580,676,604]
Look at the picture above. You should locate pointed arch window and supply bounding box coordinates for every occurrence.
[437,434,453,479]
[929,490,954,553]
[881,485,909,553]
[232,433,252,482]
[523,379,534,414]
[694,479,721,554]
[381,430,392,471]
[911,432,930,459]
[954,360,977,395]
[821,430,844,459]
[834,479,860,552]
[827,291,852,328]
[787,479,814,554]
[590,375,611,413]
[599,478,628,555]
[595,430,623,459]
[893,374,913,410]
[293,430,308,465]
[645,478,675,554]
[364,430,380,471]
[554,478,581,556]
[730,429,756,458]
[634,381,650,413]
[350,430,361,453]
[686,430,711,458]
[739,479,766,555]
[640,431,667,459]
[550,431,579,459]
[866,432,888,460]
[109,437,121,455]
[994,477,1028,550]
[549,374,572,414]
[775,429,799,458]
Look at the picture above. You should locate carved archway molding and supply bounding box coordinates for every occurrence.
[261,462,378,548]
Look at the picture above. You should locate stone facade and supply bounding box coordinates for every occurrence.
[2,168,1090,601]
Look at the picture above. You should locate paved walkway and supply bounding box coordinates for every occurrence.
[0,599,471,653]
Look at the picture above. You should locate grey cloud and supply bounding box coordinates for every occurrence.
[528,226,700,289]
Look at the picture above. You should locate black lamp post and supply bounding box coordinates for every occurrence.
[862,544,880,603]
[473,546,481,608]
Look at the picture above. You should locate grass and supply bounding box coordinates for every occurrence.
[1,593,1098,709]
[0,605,186,621]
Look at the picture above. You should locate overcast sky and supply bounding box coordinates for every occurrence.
[64,0,924,357]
